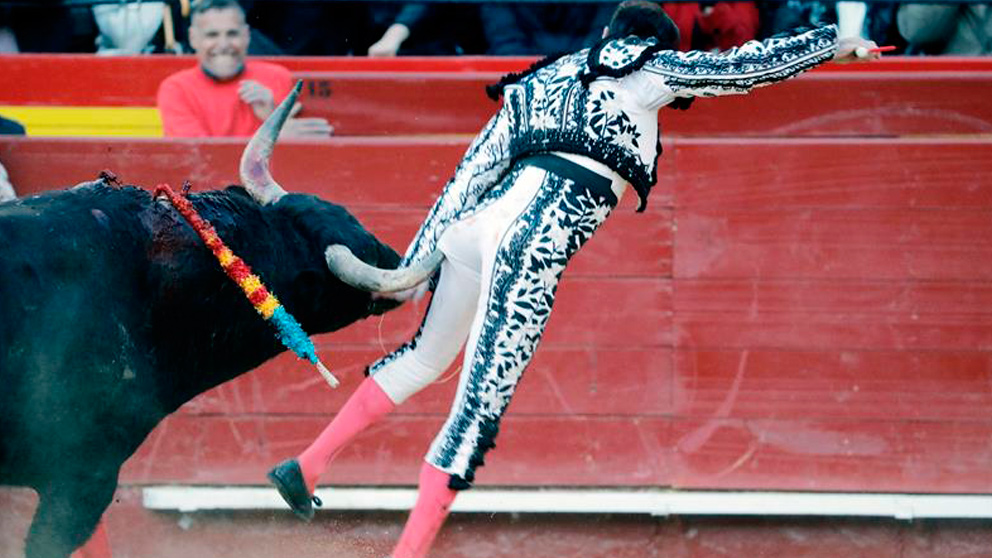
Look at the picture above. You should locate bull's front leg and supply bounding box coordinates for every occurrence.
[24,471,116,558]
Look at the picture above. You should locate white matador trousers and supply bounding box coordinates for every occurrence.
[369,153,627,489]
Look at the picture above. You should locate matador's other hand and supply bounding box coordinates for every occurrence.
[833,36,881,62]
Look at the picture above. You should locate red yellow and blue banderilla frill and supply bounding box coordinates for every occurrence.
[154,183,339,388]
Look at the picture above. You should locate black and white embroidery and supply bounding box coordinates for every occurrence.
[596,37,656,70]
[367,166,529,377]
[511,25,835,211]
[373,24,839,490]
[402,26,837,260]
[399,103,516,269]
[642,27,837,96]
[584,35,664,81]
[587,89,641,151]
[425,169,617,488]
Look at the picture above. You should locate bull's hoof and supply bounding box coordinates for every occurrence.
[267,458,321,521]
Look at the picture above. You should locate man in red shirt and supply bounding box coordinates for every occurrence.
[157,0,332,138]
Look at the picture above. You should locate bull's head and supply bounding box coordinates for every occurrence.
[242,82,443,300]
[236,82,417,326]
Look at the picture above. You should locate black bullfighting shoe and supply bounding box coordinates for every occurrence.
[267,458,323,521]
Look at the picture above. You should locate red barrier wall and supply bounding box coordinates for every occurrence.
[3,55,992,136]
[4,53,991,107]
[3,136,989,495]
[295,71,992,136]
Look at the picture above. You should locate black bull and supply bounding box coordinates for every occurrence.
[0,89,402,558]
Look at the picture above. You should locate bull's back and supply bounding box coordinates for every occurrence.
[0,184,151,338]
[0,185,155,479]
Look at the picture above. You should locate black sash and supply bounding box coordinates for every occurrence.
[521,153,618,207]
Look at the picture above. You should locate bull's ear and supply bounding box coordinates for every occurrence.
[239,81,302,205]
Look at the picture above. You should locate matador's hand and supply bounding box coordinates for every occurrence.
[833,37,882,62]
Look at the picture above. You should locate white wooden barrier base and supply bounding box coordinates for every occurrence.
[142,486,992,520]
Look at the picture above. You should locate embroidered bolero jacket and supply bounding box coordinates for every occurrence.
[400,25,839,269]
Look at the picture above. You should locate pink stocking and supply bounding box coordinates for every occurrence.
[296,376,396,492]
[392,463,458,558]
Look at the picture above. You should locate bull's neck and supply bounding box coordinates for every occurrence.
[149,191,304,411]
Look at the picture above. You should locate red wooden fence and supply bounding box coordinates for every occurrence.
[3,135,989,495]
[3,55,992,136]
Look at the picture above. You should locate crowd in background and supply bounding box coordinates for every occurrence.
[0,0,990,57]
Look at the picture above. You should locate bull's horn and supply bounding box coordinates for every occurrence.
[325,245,444,293]
[239,81,301,205]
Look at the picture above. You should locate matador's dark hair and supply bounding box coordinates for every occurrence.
[606,0,680,49]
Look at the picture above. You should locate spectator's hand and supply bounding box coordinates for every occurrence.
[282,117,334,138]
[239,79,276,121]
[368,23,410,57]
[833,36,881,62]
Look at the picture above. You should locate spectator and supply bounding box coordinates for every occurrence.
[92,1,166,55]
[897,3,992,55]
[663,1,761,51]
[157,0,332,137]
[368,3,485,56]
[157,1,282,56]
[480,2,616,55]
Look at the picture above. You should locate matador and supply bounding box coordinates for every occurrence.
[269,3,879,557]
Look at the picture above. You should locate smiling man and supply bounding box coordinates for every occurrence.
[157,0,332,137]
